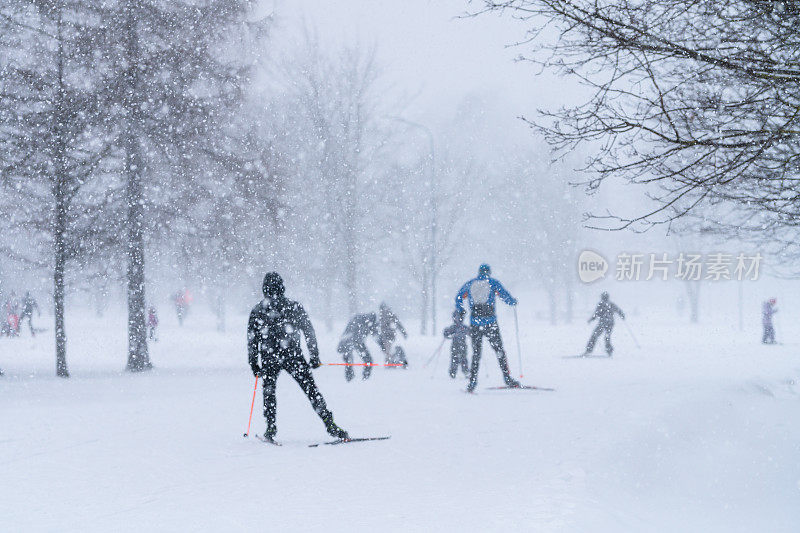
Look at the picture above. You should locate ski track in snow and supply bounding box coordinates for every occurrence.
[1,308,799,532]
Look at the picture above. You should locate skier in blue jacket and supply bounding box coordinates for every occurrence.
[455,264,520,392]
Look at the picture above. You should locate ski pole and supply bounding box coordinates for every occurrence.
[243,376,259,438]
[429,340,448,378]
[513,307,524,378]
[424,339,446,368]
[324,363,406,367]
[623,320,641,349]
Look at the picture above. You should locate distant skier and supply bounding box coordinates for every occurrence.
[443,309,470,379]
[248,272,348,443]
[378,302,408,367]
[583,292,625,357]
[455,264,520,392]
[762,298,778,344]
[20,291,40,336]
[4,291,20,337]
[337,313,379,381]
[173,288,192,326]
[147,305,159,341]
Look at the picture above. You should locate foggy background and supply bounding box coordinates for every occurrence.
[1,0,791,344]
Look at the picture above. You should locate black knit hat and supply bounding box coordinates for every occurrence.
[262,272,285,297]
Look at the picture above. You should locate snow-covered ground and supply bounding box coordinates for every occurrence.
[2,305,799,532]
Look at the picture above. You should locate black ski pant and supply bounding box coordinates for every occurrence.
[449,341,469,378]
[586,324,613,355]
[20,312,35,336]
[338,339,372,380]
[380,335,408,367]
[468,322,513,389]
[762,324,776,344]
[261,353,332,438]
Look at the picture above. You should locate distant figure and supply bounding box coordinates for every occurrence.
[248,272,348,443]
[455,263,520,392]
[584,292,625,357]
[443,309,470,379]
[147,305,159,341]
[20,291,40,336]
[337,313,379,381]
[378,303,408,367]
[173,288,192,326]
[3,291,20,337]
[762,298,778,344]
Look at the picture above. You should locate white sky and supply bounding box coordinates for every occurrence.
[270,0,573,138]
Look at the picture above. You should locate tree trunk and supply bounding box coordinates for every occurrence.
[420,268,428,335]
[685,281,700,324]
[215,293,225,332]
[125,137,150,371]
[564,275,574,324]
[53,10,69,378]
[53,182,69,378]
[124,1,150,372]
[343,169,358,316]
[324,278,333,332]
[548,286,557,326]
[430,266,437,335]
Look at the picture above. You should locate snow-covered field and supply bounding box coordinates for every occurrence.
[2,306,799,532]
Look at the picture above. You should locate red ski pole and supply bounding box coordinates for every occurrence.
[243,376,259,438]
[324,363,405,367]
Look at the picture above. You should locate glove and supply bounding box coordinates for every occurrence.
[251,365,262,377]
[309,357,322,369]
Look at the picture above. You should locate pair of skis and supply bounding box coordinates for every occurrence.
[466,383,556,394]
[255,435,390,447]
[485,384,555,391]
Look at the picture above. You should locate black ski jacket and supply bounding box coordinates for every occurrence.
[589,300,625,329]
[248,295,319,373]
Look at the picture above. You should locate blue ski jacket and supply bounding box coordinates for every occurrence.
[455,273,517,326]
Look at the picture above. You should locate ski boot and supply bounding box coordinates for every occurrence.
[262,427,278,444]
[345,366,354,382]
[325,420,349,440]
[504,376,521,388]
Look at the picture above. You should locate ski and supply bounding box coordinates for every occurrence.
[561,354,611,359]
[255,435,282,446]
[485,385,555,392]
[308,436,390,447]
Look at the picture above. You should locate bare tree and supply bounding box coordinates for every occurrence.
[269,35,391,316]
[475,1,800,243]
[0,0,111,377]
[99,0,256,370]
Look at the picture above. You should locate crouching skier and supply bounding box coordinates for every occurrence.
[456,263,520,393]
[443,309,470,379]
[379,303,408,367]
[248,272,348,443]
[337,313,379,381]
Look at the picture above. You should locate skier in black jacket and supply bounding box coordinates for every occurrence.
[337,313,379,381]
[443,309,470,378]
[583,292,625,356]
[20,292,40,336]
[378,303,408,367]
[248,272,348,443]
